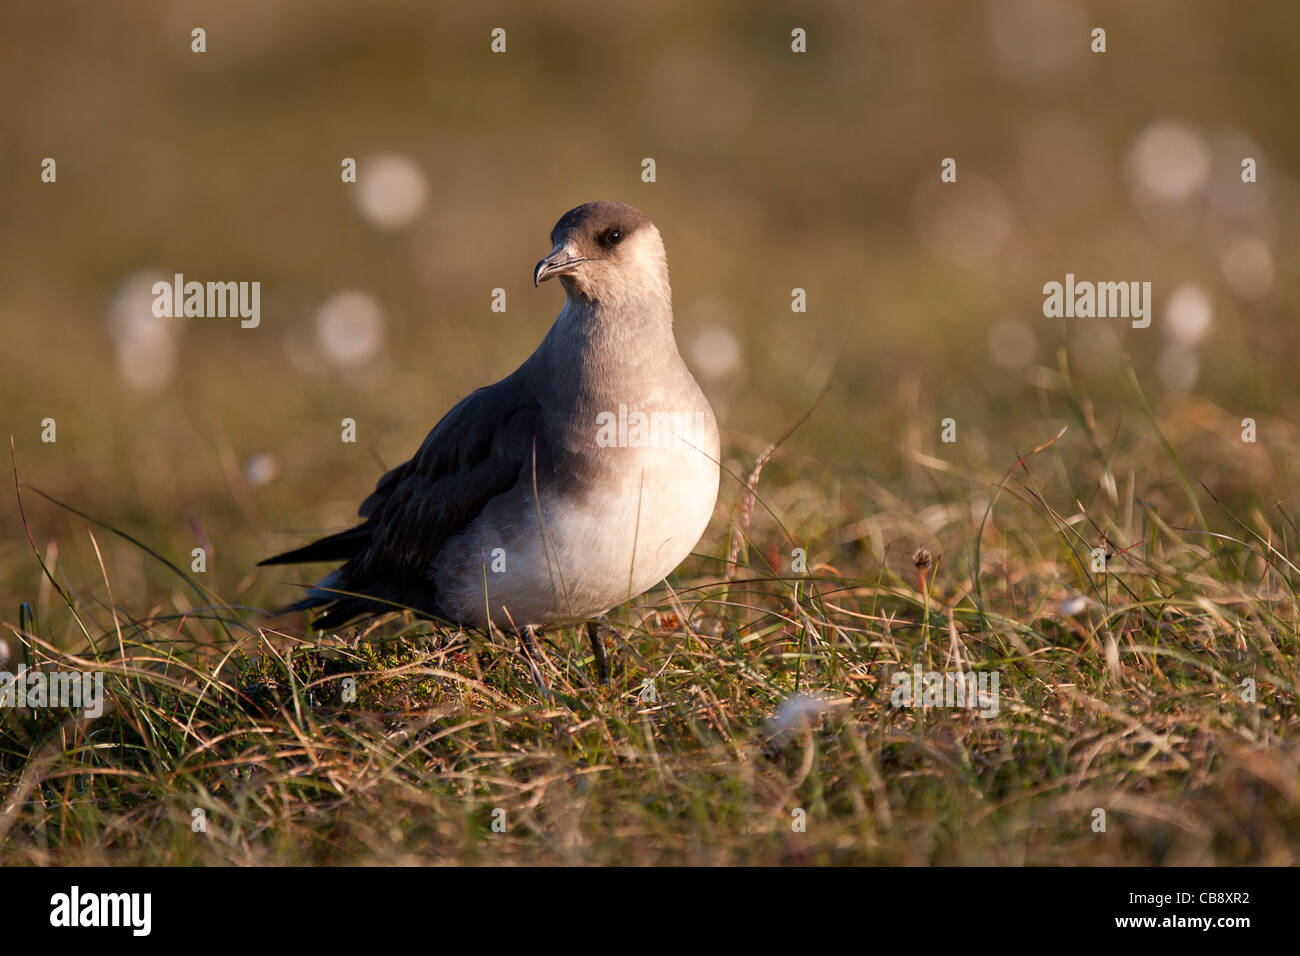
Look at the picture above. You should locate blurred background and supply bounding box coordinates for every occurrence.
[1,0,1298,613]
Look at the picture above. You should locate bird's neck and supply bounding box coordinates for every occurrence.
[552,293,677,355]
[527,294,686,412]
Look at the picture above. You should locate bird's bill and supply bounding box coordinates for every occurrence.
[533,245,590,286]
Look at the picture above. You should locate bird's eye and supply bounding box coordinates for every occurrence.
[600,228,624,247]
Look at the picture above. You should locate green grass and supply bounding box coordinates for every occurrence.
[3,380,1297,866]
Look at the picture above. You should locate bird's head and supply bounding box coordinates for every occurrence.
[533,201,669,306]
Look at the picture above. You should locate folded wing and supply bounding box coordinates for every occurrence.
[260,380,546,629]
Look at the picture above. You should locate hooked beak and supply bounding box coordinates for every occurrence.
[533,245,589,287]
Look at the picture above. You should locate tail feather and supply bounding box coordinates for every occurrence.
[309,601,373,632]
[260,525,398,631]
[262,566,378,631]
[270,595,327,617]
[258,525,370,566]
[264,595,369,631]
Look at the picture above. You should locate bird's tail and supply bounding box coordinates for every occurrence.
[262,570,372,631]
[257,524,370,566]
[260,527,376,630]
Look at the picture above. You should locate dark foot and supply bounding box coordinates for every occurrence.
[586,620,609,685]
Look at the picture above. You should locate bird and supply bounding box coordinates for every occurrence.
[260,200,721,684]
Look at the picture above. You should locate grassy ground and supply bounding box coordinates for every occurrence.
[3,360,1297,865]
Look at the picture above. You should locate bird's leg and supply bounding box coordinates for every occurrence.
[517,624,551,696]
[586,619,609,685]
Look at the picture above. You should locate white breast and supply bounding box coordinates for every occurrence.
[433,411,720,628]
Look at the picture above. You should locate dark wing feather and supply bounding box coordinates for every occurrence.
[261,379,547,628]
